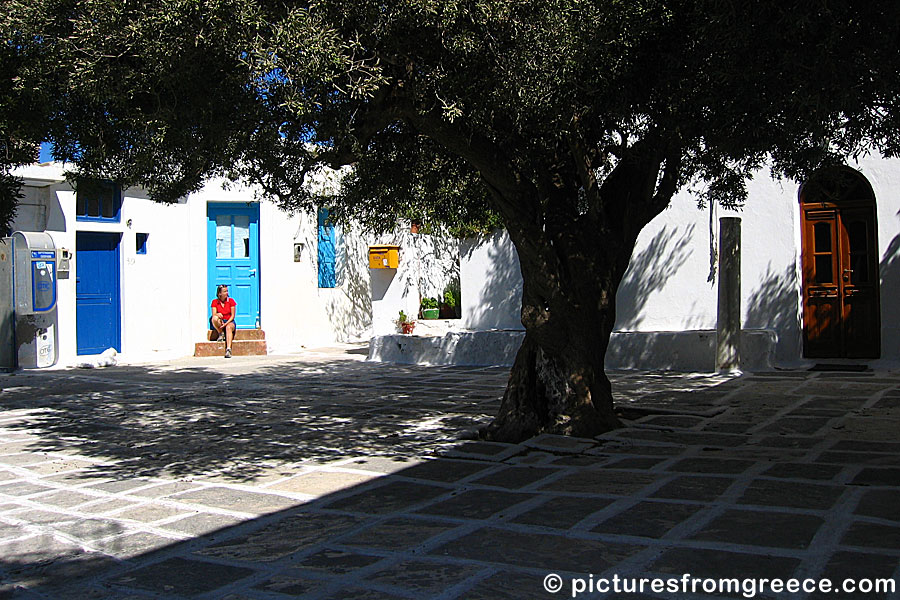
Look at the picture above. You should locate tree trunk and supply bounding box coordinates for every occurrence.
[477,146,679,443]
[480,256,625,442]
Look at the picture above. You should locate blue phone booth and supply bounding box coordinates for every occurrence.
[12,231,59,368]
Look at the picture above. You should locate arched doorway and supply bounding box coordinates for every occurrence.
[799,167,880,358]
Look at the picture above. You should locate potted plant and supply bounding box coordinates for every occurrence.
[440,281,461,319]
[420,297,440,319]
[396,310,416,334]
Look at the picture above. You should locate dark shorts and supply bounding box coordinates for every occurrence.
[209,316,235,331]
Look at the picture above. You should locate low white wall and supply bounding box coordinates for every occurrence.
[370,229,460,336]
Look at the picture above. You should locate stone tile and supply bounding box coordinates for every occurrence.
[736,480,845,510]
[196,512,365,562]
[22,458,96,476]
[395,459,494,483]
[79,498,142,515]
[840,521,900,550]
[541,470,659,495]
[128,481,202,498]
[112,557,256,596]
[252,571,330,596]
[112,504,189,523]
[754,436,823,449]
[668,457,755,474]
[0,520,26,541]
[0,453,51,467]
[588,443,685,456]
[433,527,644,572]
[159,512,247,536]
[523,434,596,454]
[603,457,666,470]
[0,481,56,497]
[57,518,127,542]
[416,489,535,520]
[341,517,459,549]
[342,456,426,475]
[690,510,824,549]
[12,509,78,525]
[94,531,179,559]
[817,451,900,466]
[84,479,152,494]
[8,552,120,591]
[651,547,801,580]
[460,571,561,600]
[854,489,900,521]
[367,559,482,595]
[173,486,299,514]
[323,587,411,600]
[0,469,18,481]
[295,548,383,574]
[592,501,703,538]
[617,430,749,448]
[832,440,900,453]
[469,466,559,489]
[511,496,616,529]
[807,551,899,600]
[761,462,843,481]
[36,490,103,508]
[850,467,900,486]
[759,417,832,435]
[650,476,735,502]
[442,442,525,461]
[325,481,451,515]
[268,470,379,496]
[638,415,706,428]
[0,533,85,565]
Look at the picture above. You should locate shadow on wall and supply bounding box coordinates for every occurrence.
[744,265,801,364]
[879,231,900,350]
[615,225,697,330]
[326,232,374,342]
[462,232,524,330]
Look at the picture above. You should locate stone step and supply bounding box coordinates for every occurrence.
[205,328,266,341]
[194,339,268,357]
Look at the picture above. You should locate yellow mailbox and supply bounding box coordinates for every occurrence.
[368,245,400,269]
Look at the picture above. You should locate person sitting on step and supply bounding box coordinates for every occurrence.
[210,284,237,358]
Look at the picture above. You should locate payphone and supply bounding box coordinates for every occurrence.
[12,231,59,368]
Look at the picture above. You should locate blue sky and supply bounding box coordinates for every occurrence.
[38,142,53,162]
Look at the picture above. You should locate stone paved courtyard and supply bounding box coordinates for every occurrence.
[0,347,898,599]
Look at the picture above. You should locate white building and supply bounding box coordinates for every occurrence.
[6,154,899,372]
[457,155,900,371]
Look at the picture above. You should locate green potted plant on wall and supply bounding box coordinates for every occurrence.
[396,310,416,334]
[420,297,440,320]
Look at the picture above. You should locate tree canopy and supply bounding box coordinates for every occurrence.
[3,0,900,439]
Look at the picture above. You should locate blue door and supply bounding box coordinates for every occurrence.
[76,232,121,354]
[207,203,260,328]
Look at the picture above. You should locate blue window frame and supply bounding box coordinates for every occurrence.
[76,179,122,222]
[135,233,148,254]
[317,208,337,288]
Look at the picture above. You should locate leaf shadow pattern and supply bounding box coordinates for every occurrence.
[0,360,506,483]
[615,224,697,330]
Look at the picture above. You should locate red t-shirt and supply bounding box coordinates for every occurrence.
[211,297,236,321]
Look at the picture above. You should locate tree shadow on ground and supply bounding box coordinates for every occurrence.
[0,368,795,599]
[0,360,507,483]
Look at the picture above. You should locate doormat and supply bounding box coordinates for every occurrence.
[809,363,869,372]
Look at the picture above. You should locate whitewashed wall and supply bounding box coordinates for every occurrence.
[459,155,900,368]
[370,229,460,336]
[10,166,375,366]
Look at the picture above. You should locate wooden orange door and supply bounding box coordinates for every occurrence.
[801,204,880,358]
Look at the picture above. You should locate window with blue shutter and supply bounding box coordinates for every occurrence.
[317,208,337,288]
[76,178,122,222]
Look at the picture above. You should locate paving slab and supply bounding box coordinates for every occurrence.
[1,349,899,598]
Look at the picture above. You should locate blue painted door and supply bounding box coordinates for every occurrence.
[76,232,121,354]
[207,203,260,328]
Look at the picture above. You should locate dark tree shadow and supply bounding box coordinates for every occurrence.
[614,225,697,330]
[744,264,802,365]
